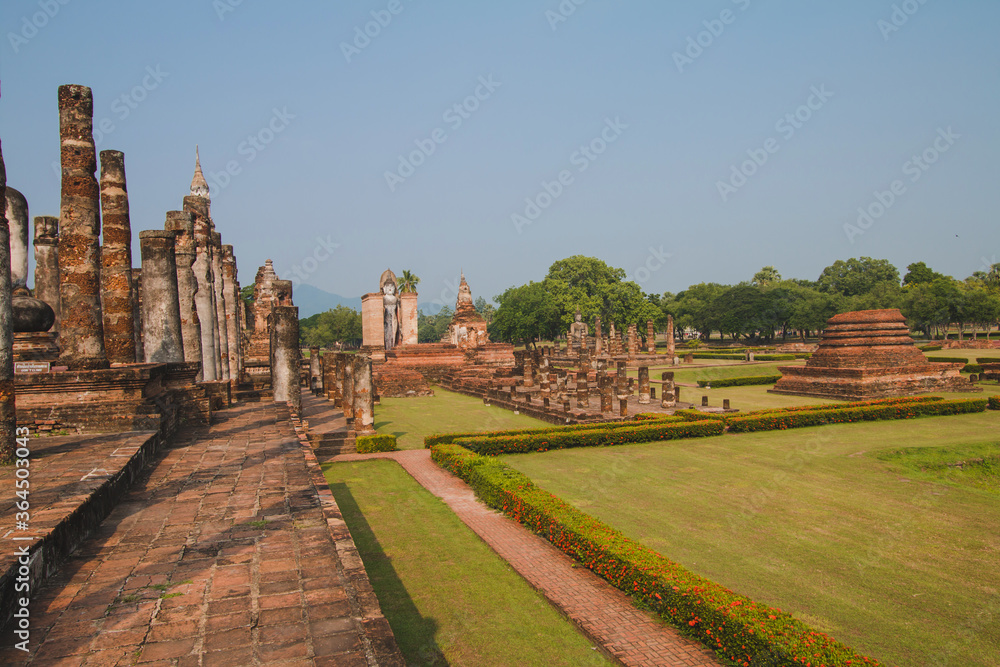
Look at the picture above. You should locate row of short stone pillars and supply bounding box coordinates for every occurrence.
[317,351,375,435]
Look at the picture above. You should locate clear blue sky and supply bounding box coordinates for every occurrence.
[1,0,997,312]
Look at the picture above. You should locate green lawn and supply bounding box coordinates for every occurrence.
[925,349,1000,362]
[374,387,549,449]
[501,411,1000,667]
[323,459,612,667]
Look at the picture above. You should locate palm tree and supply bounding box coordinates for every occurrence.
[399,270,420,293]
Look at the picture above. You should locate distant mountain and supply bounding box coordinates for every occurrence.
[292,283,362,318]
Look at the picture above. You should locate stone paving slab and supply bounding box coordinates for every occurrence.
[0,429,166,633]
[332,445,723,667]
[0,401,402,666]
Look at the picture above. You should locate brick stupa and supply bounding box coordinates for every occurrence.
[770,309,972,400]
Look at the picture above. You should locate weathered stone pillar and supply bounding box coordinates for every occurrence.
[647,320,656,355]
[0,142,16,463]
[594,317,602,355]
[616,360,627,394]
[353,355,375,434]
[222,245,241,383]
[270,305,301,412]
[33,216,60,332]
[523,357,534,387]
[328,353,343,403]
[619,398,628,418]
[211,231,230,381]
[309,347,321,393]
[666,314,676,358]
[627,324,639,358]
[165,211,202,375]
[576,372,589,408]
[601,376,614,412]
[99,150,137,364]
[184,195,219,381]
[315,351,324,394]
[638,366,650,404]
[57,85,108,370]
[5,188,29,291]
[139,231,184,363]
[341,354,355,421]
[131,268,144,361]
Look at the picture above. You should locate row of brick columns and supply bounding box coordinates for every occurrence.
[316,351,375,435]
[0,85,254,460]
[45,85,245,380]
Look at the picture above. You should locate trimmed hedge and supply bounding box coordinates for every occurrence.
[962,364,983,374]
[919,344,942,352]
[691,352,800,362]
[425,419,680,448]
[976,357,1000,365]
[696,375,781,388]
[633,413,686,422]
[453,420,724,455]
[355,434,398,453]
[432,444,885,666]
[989,396,1000,410]
[744,396,941,417]
[927,356,970,364]
[727,398,987,433]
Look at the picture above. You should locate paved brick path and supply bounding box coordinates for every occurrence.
[0,402,401,666]
[335,447,723,667]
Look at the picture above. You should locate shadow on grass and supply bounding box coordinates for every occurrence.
[328,481,449,666]
[374,420,409,443]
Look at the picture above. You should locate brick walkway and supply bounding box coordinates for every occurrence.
[335,447,723,667]
[0,402,401,666]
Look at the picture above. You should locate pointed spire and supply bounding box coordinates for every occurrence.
[190,145,210,198]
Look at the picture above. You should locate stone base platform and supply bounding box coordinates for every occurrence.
[15,363,212,433]
[770,364,975,400]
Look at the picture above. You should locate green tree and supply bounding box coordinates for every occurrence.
[474,296,496,325]
[541,255,658,332]
[752,265,782,287]
[673,283,727,339]
[817,257,900,297]
[299,305,363,348]
[417,306,453,343]
[399,270,420,294]
[490,282,562,347]
[902,261,945,286]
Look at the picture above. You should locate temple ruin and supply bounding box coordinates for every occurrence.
[770,309,974,400]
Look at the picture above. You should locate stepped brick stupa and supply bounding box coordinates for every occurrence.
[770,309,973,400]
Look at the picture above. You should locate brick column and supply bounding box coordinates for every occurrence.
[666,314,676,359]
[222,245,241,383]
[139,231,184,363]
[57,85,108,370]
[184,196,219,381]
[32,216,60,332]
[353,355,375,434]
[130,268,144,361]
[0,142,15,463]
[341,353,355,421]
[309,347,321,393]
[647,320,656,355]
[270,305,301,413]
[5,188,28,290]
[211,231,230,381]
[99,150,137,364]
[638,366,650,404]
[165,211,202,374]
